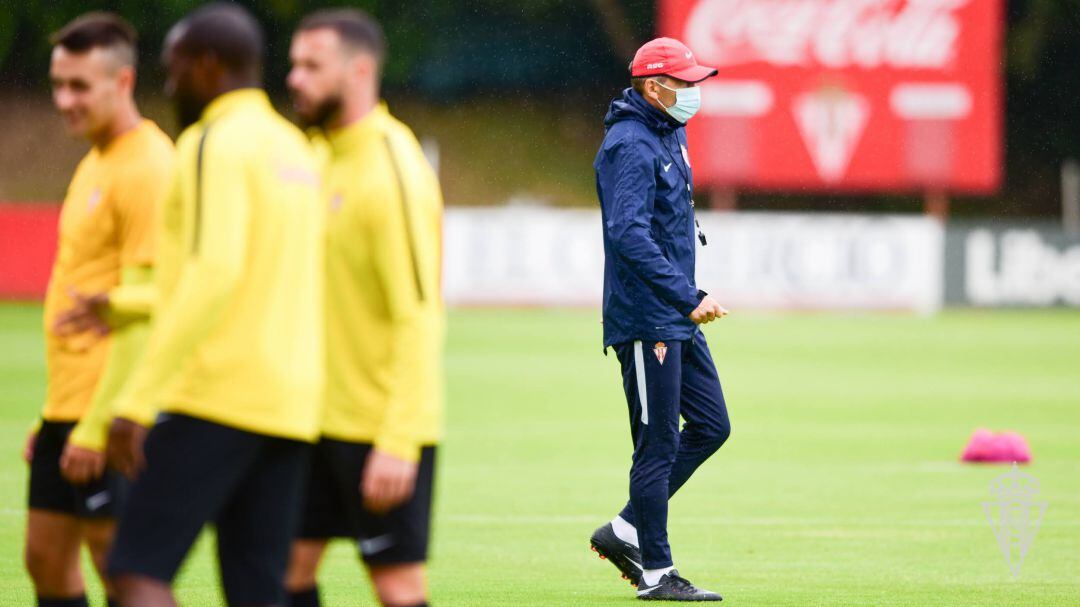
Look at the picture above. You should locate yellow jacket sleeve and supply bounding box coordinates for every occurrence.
[105,132,170,323]
[113,135,250,426]
[369,154,434,463]
[69,267,156,449]
[105,266,157,326]
[68,319,151,451]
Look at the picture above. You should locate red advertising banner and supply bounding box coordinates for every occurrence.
[0,203,59,299]
[659,0,1003,193]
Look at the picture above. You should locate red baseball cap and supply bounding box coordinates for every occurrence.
[630,37,718,83]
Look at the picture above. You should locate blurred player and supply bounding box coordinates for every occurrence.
[101,4,324,605]
[285,9,444,607]
[27,12,174,607]
[591,38,731,601]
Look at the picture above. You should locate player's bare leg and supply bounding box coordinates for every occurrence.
[367,562,427,607]
[112,574,177,607]
[286,539,328,601]
[25,509,85,599]
[82,518,118,599]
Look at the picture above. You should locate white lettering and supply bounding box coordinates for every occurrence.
[965,229,1080,306]
[685,0,971,71]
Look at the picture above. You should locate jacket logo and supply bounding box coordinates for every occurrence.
[275,161,320,188]
[653,342,668,365]
[662,162,673,173]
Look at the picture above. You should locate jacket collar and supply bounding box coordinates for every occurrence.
[325,103,390,157]
[97,119,154,156]
[603,88,681,136]
[201,88,271,124]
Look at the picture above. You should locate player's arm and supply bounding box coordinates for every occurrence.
[603,136,703,317]
[102,162,164,325]
[108,136,250,476]
[22,419,41,463]
[103,271,157,323]
[62,267,156,481]
[66,317,151,446]
[63,319,151,483]
[363,153,437,512]
[52,268,157,337]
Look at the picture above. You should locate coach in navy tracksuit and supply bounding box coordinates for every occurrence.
[589,38,730,602]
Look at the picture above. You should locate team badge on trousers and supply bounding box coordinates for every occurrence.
[653,342,668,365]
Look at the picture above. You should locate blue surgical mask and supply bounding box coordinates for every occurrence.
[655,80,701,123]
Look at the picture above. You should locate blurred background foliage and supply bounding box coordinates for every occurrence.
[1,0,1079,215]
[0,0,654,100]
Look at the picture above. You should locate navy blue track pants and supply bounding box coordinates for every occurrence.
[613,333,731,569]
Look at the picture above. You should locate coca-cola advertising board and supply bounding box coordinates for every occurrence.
[660,0,1003,193]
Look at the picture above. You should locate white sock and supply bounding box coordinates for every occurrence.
[642,566,675,586]
[610,516,639,548]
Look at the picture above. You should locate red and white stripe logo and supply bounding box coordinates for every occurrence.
[653,342,668,365]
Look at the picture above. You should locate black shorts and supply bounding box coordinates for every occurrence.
[108,413,310,606]
[28,420,128,519]
[298,439,437,565]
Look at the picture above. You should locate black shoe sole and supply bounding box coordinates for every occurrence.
[638,593,723,602]
[590,535,642,587]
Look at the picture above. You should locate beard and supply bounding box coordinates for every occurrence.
[173,90,205,131]
[295,92,342,130]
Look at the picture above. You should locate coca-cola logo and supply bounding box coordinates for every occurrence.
[684,0,972,71]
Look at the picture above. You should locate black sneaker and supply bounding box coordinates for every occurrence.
[636,570,722,601]
[589,523,643,587]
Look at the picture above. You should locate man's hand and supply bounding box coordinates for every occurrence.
[60,442,106,485]
[53,288,110,337]
[106,418,148,479]
[23,430,37,464]
[690,294,729,325]
[360,448,419,514]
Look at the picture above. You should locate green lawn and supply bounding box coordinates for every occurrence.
[1,303,1078,605]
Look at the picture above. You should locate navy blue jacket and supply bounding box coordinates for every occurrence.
[595,88,704,348]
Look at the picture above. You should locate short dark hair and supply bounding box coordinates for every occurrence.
[298,8,386,67]
[50,12,137,68]
[175,3,264,79]
[631,75,670,95]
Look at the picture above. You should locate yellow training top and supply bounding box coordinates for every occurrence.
[41,119,174,422]
[113,89,325,442]
[321,103,445,462]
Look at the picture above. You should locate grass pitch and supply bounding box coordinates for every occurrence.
[1,303,1078,605]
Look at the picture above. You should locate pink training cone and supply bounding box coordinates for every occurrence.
[999,431,1033,463]
[960,428,995,462]
[961,428,1032,463]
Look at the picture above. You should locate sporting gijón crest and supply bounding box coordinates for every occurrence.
[653,342,668,365]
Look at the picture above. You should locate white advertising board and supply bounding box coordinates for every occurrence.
[443,208,944,313]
